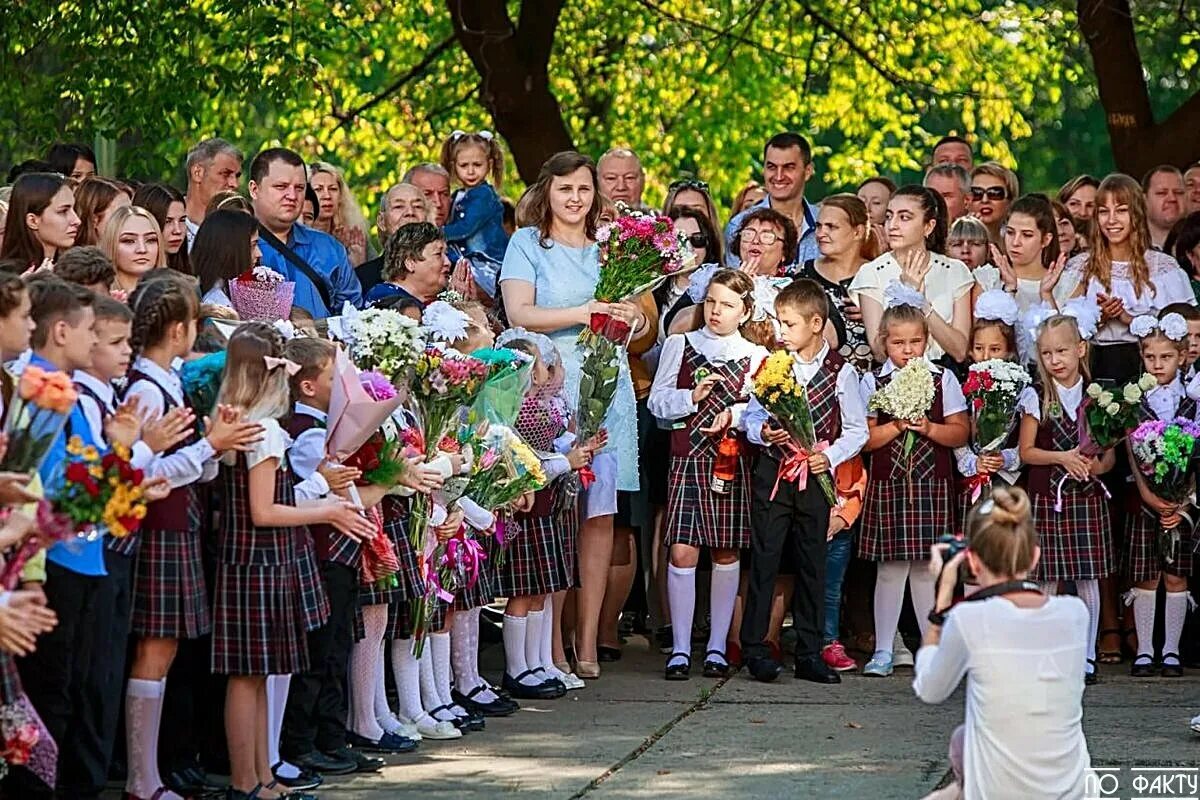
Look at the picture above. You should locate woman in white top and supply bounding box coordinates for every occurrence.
[976,195,1070,314]
[193,209,262,310]
[913,486,1091,800]
[851,185,974,365]
[1060,173,1196,384]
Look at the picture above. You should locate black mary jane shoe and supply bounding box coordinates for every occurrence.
[664,653,691,681]
[1161,653,1184,678]
[503,670,565,699]
[598,645,623,663]
[1130,655,1158,678]
[702,650,731,678]
[453,705,487,732]
[454,686,518,717]
[1084,659,1099,686]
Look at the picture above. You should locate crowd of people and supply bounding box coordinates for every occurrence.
[0,129,1198,800]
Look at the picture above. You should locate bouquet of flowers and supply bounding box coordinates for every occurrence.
[470,347,532,427]
[56,438,150,540]
[0,493,74,591]
[462,426,549,512]
[0,693,57,785]
[1129,417,1200,564]
[229,265,295,321]
[749,350,837,506]
[412,526,489,654]
[339,372,409,487]
[868,357,937,457]
[962,359,1031,501]
[339,305,425,383]
[0,366,77,473]
[358,506,401,591]
[1080,373,1154,456]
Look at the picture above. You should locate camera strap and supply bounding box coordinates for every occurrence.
[963,579,1042,603]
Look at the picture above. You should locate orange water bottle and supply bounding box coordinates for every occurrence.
[710,431,740,494]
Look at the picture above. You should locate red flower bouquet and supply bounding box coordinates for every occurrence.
[56,438,149,541]
[229,265,295,322]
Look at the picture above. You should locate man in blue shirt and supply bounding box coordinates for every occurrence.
[250,147,363,319]
[725,132,820,270]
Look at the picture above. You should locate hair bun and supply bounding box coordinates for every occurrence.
[987,485,1030,526]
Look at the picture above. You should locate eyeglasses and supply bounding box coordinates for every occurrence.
[686,232,709,249]
[669,178,710,194]
[741,228,780,246]
[970,186,1009,201]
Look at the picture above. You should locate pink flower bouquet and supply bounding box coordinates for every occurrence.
[229,266,295,321]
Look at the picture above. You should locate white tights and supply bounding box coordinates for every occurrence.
[873,561,936,657]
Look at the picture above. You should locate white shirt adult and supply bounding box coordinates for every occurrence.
[913,595,1091,800]
[1060,249,1196,345]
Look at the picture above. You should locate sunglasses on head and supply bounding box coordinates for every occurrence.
[970,186,1009,201]
[686,232,709,249]
[669,178,710,193]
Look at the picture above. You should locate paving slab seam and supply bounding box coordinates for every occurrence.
[566,678,732,799]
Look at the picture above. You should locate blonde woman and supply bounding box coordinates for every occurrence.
[99,205,167,296]
[309,161,372,267]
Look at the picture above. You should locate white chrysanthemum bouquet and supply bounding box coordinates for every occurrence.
[869,357,936,455]
[963,359,1031,452]
[341,306,425,382]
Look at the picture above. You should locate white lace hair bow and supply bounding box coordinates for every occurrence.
[450,129,493,141]
[1060,296,1101,341]
[496,326,561,367]
[421,300,470,344]
[1016,297,1102,364]
[1131,312,1189,342]
[974,289,1018,327]
[884,281,925,310]
[751,277,790,323]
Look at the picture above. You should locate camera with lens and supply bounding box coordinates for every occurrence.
[937,533,968,559]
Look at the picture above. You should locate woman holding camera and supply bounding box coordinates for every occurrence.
[913,487,1092,800]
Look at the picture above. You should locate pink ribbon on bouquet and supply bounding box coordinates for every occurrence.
[770,439,829,501]
[964,472,992,504]
[1054,472,1112,512]
[425,562,455,603]
[445,536,488,591]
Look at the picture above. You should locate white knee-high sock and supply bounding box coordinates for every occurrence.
[373,650,404,734]
[125,678,177,798]
[265,674,290,768]
[348,604,388,740]
[667,564,697,666]
[464,608,500,702]
[525,609,546,674]
[1076,579,1101,668]
[391,639,434,726]
[706,561,740,659]
[1130,587,1157,660]
[503,614,533,682]
[908,562,937,637]
[540,597,567,680]
[430,631,458,711]
[873,562,911,657]
[1164,591,1189,664]
[418,644,445,715]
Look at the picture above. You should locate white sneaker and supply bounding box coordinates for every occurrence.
[893,631,915,667]
[416,716,462,740]
[1190,714,1200,734]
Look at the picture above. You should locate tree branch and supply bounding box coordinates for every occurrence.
[332,35,456,128]
[516,0,567,71]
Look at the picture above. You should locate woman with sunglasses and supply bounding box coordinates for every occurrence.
[969,163,1018,243]
[664,178,722,234]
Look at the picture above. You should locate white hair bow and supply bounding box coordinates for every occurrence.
[496,326,561,367]
[421,300,470,344]
[1061,297,1101,341]
[974,289,1018,326]
[1131,312,1189,342]
[884,281,925,310]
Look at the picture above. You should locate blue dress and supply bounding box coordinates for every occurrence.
[499,226,640,493]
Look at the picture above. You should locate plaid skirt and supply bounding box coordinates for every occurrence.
[453,534,498,612]
[495,514,572,598]
[210,562,308,675]
[131,527,211,639]
[1031,490,1113,581]
[1124,503,1194,582]
[360,504,425,606]
[859,478,954,562]
[0,652,21,704]
[297,531,331,632]
[386,598,413,640]
[664,454,751,550]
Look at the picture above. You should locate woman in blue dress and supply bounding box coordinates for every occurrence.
[500,151,646,679]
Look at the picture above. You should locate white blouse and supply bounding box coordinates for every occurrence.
[849,251,975,361]
[1061,250,1196,345]
[972,265,1073,314]
[1018,378,1083,422]
[860,358,968,417]
[647,327,768,423]
[1144,378,1192,422]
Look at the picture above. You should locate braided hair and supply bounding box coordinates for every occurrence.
[128,270,199,356]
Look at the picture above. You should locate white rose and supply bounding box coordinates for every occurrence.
[1086,383,1103,399]
[1098,391,1114,406]
[1139,373,1157,391]
[1123,384,1142,403]
[1106,402,1121,415]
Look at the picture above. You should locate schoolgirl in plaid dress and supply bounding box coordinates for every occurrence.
[212,323,377,798]
[860,297,968,678]
[650,269,769,681]
[493,331,596,699]
[1018,311,1115,684]
[1122,312,1197,678]
[954,290,1023,526]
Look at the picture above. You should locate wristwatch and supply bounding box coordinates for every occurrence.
[927,608,949,626]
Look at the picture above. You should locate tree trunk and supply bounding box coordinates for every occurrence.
[1077,0,1200,176]
[447,0,576,184]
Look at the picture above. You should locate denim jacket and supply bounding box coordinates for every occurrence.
[443,183,510,267]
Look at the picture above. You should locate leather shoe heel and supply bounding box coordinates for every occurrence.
[794,657,841,684]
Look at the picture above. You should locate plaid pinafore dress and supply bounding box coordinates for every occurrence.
[210,447,307,675]
[664,342,753,550]
[1123,395,1195,582]
[123,368,211,639]
[379,494,426,640]
[860,368,955,561]
[498,491,573,598]
[1028,389,1114,581]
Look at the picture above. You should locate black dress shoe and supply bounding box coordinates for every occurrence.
[272,762,323,791]
[746,656,782,683]
[503,670,566,699]
[346,729,419,753]
[453,686,518,717]
[454,706,486,731]
[702,650,731,678]
[290,749,357,775]
[664,653,691,681]
[794,657,841,684]
[597,645,622,662]
[1131,656,1157,677]
[1162,654,1184,677]
[326,745,385,773]
[165,768,208,796]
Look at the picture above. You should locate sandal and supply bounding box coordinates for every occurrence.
[1096,628,1122,664]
